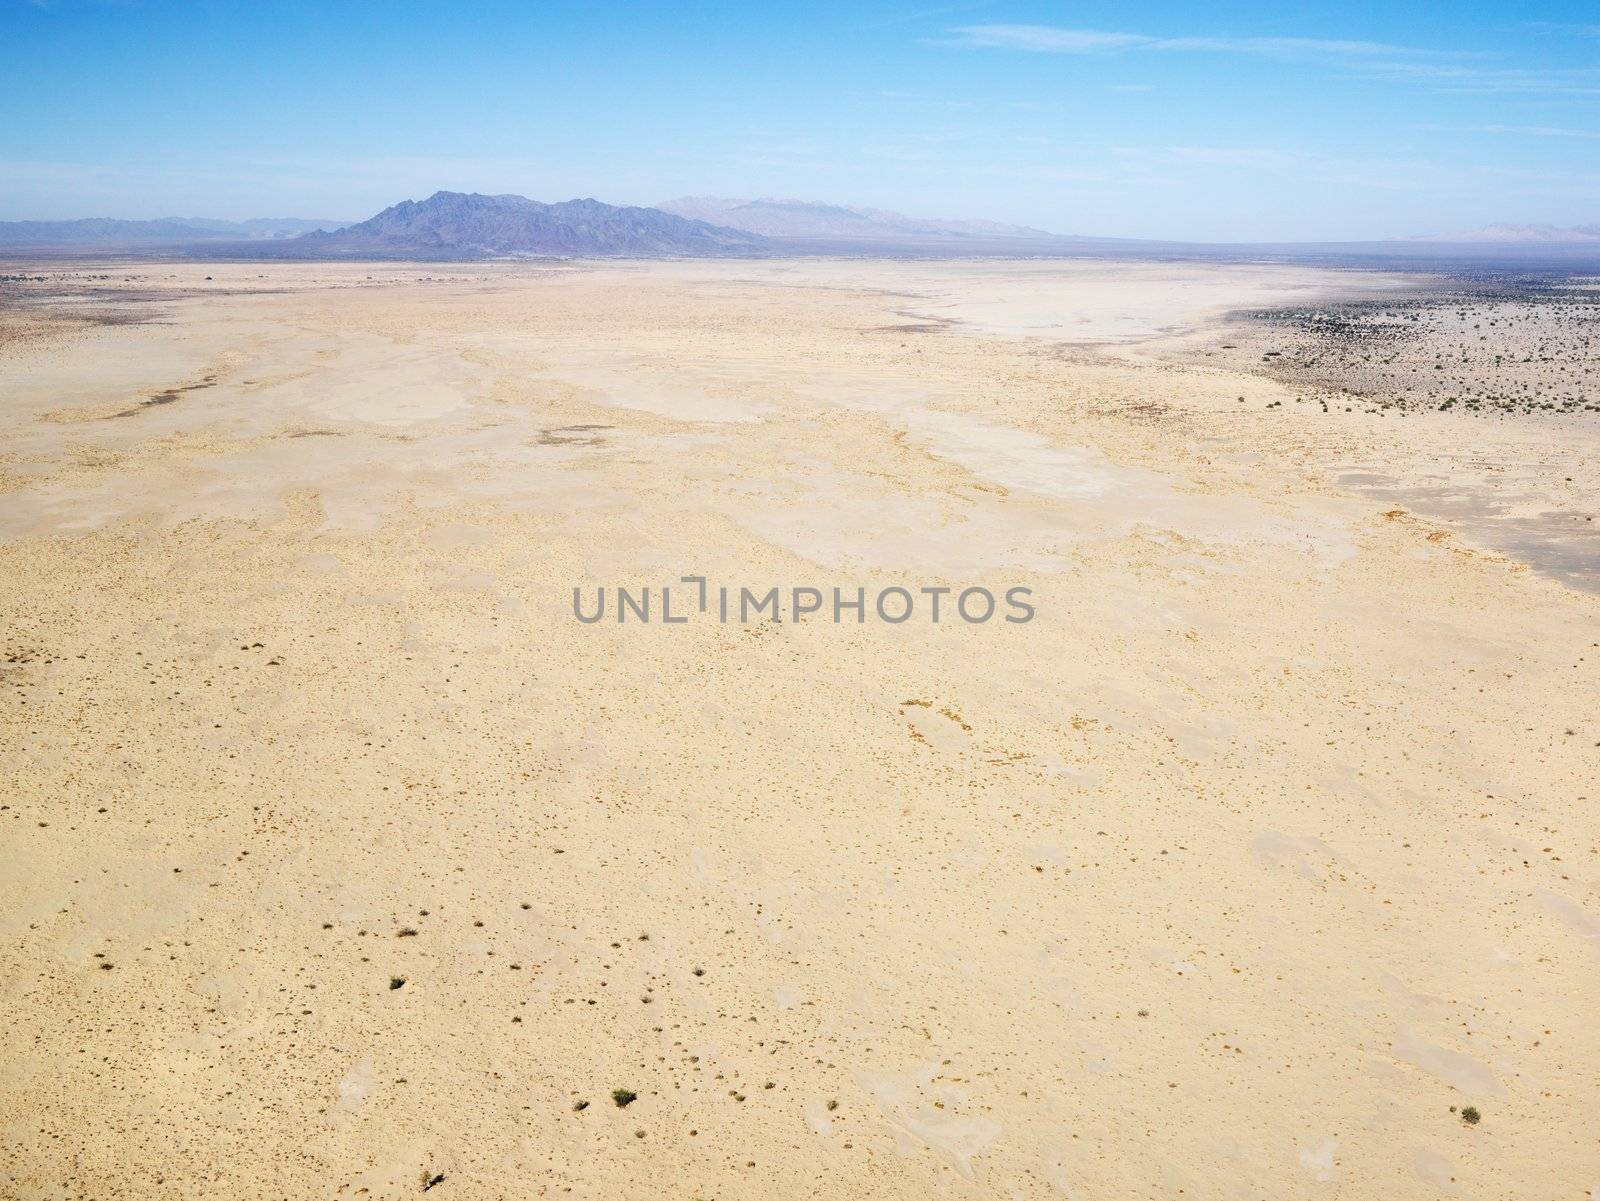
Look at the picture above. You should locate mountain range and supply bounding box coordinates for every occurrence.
[0,216,344,247]
[1413,223,1600,244]
[657,197,1056,241]
[1,193,1597,261]
[277,192,765,258]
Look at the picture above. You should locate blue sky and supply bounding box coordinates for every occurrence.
[2,0,1597,239]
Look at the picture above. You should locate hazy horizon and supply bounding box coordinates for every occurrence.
[4,1,1598,241]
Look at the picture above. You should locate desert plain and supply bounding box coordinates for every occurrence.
[0,257,1597,1199]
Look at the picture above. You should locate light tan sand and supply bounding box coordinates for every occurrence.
[1,259,1596,1199]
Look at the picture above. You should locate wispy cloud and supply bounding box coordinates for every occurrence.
[1478,124,1600,138]
[1156,35,1435,57]
[946,25,1439,59]
[944,24,1600,95]
[1350,60,1600,95]
[949,27,1147,53]
[1413,123,1600,139]
[1525,21,1600,38]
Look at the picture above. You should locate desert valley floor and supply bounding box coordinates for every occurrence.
[1,258,1597,1199]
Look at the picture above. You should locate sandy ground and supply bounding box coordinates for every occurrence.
[1,259,1596,1200]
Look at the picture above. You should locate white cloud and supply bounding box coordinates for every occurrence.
[944,24,1600,95]
[946,25,1438,59]
[947,26,1147,53]
[1453,123,1600,139]
[1347,58,1600,94]
[1154,35,1433,57]
[1494,124,1600,138]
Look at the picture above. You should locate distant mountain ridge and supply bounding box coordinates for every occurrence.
[0,216,345,246]
[658,196,1057,241]
[1414,223,1600,244]
[3,194,1597,264]
[279,191,767,258]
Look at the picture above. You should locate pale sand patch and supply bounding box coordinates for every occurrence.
[0,258,1595,1199]
[661,257,1424,342]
